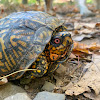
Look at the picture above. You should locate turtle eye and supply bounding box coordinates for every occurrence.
[54,38,60,44]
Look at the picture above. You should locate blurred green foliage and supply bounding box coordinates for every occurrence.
[0,0,39,4]
[87,0,93,3]
[0,0,93,5]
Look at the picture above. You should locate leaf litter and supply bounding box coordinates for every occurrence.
[0,1,100,100]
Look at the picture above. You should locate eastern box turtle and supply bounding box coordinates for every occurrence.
[0,11,73,80]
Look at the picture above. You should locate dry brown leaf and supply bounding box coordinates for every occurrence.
[73,30,79,35]
[72,42,100,57]
[88,43,100,51]
[79,29,94,34]
[82,23,96,29]
[83,92,100,100]
[65,54,100,96]
[72,34,91,41]
[72,41,92,57]
[95,22,100,29]
[69,53,76,59]
[74,23,96,30]
[74,23,83,30]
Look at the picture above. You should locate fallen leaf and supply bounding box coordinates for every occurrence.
[73,30,79,35]
[69,53,76,59]
[95,22,100,29]
[72,41,92,57]
[72,42,100,57]
[88,43,100,51]
[65,54,100,97]
[72,34,91,41]
[74,23,96,30]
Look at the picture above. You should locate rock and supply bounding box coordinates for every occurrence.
[20,78,31,84]
[0,82,31,100]
[42,81,55,92]
[33,91,65,100]
[25,85,29,90]
[55,64,67,76]
[4,93,31,100]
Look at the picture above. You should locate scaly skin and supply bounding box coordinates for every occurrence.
[24,26,73,78]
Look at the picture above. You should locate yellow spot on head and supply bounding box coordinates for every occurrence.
[32,65,36,69]
[46,66,48,70]
[50,54,58,61]
[52,47,56,50]
[42,60,45,64]
[36,59,40,61]
[31,76,34,78]
[43,70,47,74]
[59,29,62,32]
[37,70,41,73]
[31,75,35,79]
[33,70,36,73]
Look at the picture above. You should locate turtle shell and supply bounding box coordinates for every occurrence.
[0,11,64,79]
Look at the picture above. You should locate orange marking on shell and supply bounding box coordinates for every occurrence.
[0,34,13,68]
[0,52,2,59]
[10,35,18,46]
[0,61,4,66]
[0,29,9,34]
[18,51,23,56]
[5,62,11,71]
[12,49,19,58]
[18,40,27,47]
[50,54,58,61]
[9,54,16,66]
[1,68,7,72]
[18,47,24,52]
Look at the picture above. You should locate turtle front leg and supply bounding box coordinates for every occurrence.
[25,52,48,78]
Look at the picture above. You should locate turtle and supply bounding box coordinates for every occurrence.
[0,11,73,81]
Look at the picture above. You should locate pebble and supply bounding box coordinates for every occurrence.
[25,85,29,90]
[56,64,67,75]
[0,82,31,100]
[20,78,31,84]
[4,93,31,100]
[42,81,55,92]
[33,91,65,100]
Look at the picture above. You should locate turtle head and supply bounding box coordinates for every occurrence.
[48,31,73,62]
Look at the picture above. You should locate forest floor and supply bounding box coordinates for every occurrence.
[0,2,100,100]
